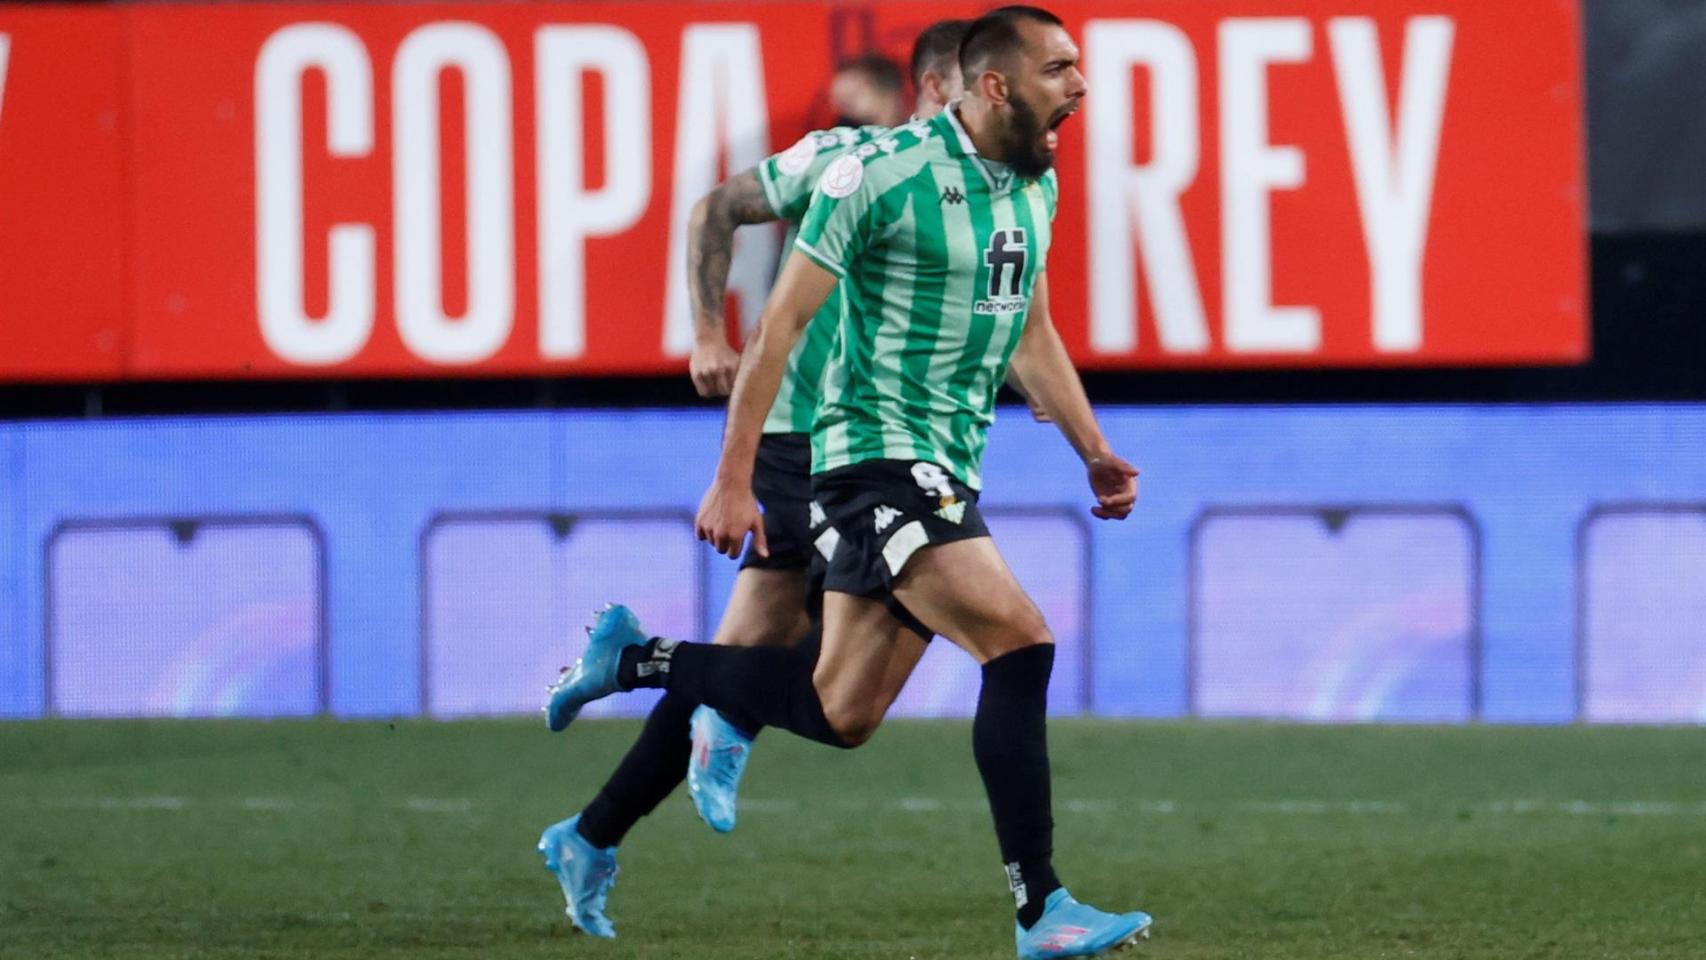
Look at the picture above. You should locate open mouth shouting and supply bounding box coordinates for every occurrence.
[1045,103,1079,151]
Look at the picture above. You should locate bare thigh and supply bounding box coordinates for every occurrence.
[891,537,1051,663]
[813,591,930,745]
[711,567,811,648]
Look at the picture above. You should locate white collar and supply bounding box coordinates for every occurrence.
[945,101,1015,193]
[943,100,981,156]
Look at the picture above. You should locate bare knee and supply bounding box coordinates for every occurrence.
[980,607,1052,661]
[818,693,883,748]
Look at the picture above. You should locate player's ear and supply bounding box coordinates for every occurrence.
[918,71,939,107]
[977,68,1008,105]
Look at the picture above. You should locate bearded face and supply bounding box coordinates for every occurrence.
[1000,91,1056,178]
[986,21,1084,178]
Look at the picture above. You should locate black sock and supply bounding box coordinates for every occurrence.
[717,633,817,738]
[618,637,681,689]
[715,709,762,741]
[622,639,850,748]
[575,691,696,849]
[974,644,1063,929]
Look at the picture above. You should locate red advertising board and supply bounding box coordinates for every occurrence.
[0,1,1585,381]
[0,7,126,380]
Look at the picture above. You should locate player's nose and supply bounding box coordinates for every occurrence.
[1066,66,1088,99]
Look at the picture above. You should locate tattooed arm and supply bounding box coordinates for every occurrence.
[687,169,781,397]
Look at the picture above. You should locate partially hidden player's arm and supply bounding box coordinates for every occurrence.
[1007,272,1140,520]
[687,169,781,397]
[695,251,839,557]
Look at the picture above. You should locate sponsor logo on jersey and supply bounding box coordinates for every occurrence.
[973,297,1028,315]
[976,228,1030,314]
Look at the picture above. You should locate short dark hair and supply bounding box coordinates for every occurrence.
[835,53,905,95]
[909,20,971,89]
[958,5,1064,78]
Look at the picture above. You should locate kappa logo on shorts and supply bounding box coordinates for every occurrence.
[873,505,901,533]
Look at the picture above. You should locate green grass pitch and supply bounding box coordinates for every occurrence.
[3,718,1704,959]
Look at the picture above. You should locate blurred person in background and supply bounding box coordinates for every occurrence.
[534,19,969,940]
[830,52,909,127]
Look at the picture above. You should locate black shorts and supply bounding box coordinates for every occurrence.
[809,458,990,632]
[739,433,814,572]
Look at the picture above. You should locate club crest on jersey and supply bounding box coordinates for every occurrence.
[821,154,864,199]
[975,228,1029,315]
[777,134,819,175]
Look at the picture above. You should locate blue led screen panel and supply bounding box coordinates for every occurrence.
[423,514,699,718]
[1193,510,1476,722]
[48,520,323,717]
[1581,508,1706,723]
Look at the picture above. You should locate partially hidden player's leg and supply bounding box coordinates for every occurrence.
[893,538,1152,953]
[541,442,815,927]
[711,567,811,648]
[570,566,807,849]
[686,567,809,831]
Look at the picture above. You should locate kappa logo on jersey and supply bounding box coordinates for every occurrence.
[975,228,1030,315]
[820,154,864,199]
[873,505,901,533]
[940,186,966,205]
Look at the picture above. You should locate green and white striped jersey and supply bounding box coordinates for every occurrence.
[755,124,888,435]
[793,108,1059,490]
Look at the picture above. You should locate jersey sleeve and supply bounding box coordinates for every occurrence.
[757,126,885,221]
[791,152,887,279]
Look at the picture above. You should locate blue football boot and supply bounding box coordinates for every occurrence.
[686,705,755,833]
[545,604,648,732]
[536,814,619,938]
[1015,888,1152,959]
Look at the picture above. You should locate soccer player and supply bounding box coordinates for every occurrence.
[550,7,1152,956]
[829,53,909,127]
[534,20,971,939]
